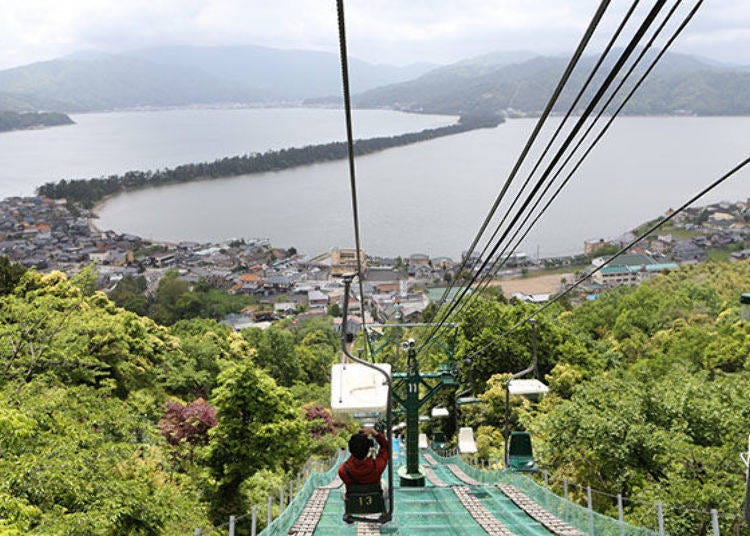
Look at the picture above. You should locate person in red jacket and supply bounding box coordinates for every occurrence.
[339,426,389,493]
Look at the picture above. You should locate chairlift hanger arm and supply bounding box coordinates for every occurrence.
[339,274,393,522]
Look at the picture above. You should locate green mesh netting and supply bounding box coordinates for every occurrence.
[429,449,659,536]
[259,448,659,536]
[259,452,345,536]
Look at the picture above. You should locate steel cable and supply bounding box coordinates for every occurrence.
[448,0,697,323]
[423,1,668,350]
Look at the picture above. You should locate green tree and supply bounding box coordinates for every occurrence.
[0,257,26,296]
[205,360,309,520]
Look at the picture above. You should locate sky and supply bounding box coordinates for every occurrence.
[0,1,748,70]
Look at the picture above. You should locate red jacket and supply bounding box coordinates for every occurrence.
[339,432,389,487]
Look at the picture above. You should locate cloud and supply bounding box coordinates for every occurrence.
[0,0,747,70]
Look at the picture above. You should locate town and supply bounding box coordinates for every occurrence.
[1,195,749,331]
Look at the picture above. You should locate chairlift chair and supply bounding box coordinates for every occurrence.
[431,406,450,419]
[343,483,389,524]
[507,431,538,473]
[431,432,447,450]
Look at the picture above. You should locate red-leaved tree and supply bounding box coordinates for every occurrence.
[304,404,341,439]
[159,397,217,447]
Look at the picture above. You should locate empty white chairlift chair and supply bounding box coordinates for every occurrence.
[418,433,429,449]
[507,378,549,399]
[331,363,391,418]
[431,406,450,419]
[458,426,478,454]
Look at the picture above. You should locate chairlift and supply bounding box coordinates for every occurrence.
[458,426,478,454]
[431,432,447,450]
[431,406,449,418]
[504,319,547,471]
[507,431,538,473]
[336,275,393,525]
[344,483,388,524]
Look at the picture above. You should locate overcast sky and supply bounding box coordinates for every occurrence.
[0,1,748,70]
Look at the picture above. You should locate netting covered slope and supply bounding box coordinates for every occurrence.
[259,448,658,536]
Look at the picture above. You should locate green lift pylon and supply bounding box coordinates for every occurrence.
[366,323,459,487]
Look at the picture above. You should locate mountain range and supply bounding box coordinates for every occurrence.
[0,44,748,116]
[0,45,436,112]
[354,49,750,116]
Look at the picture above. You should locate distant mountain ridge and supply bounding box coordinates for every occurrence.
[0,44,438,112]
[1,45,748,116]
[354,49,750,116]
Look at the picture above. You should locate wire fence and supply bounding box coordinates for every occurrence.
[430,449,744,536]
[192,451,344,536]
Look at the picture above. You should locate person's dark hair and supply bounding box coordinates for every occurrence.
[348,432,371,460]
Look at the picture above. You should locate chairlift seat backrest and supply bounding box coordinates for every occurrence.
[508,431,538,473]
[458,427,478,454]
[345,483,385,515]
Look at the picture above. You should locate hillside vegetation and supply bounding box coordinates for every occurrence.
[0,263,348,535]
[2,257,749,535]
[355,50,750,116]
[448,259,750,535]
[0,46,435,112]
[0,111,73,133]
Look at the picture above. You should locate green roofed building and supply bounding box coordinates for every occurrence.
[592,260,678,287]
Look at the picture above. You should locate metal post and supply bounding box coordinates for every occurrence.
[530,318,538,380]
[656,502,665,536]
[228,515,236,536]
[267,496,273,526]
[297,472,301,490]
[587,486,594,536]
[710,509,719,536]
[543,471,549,488]
[280,488,285,511]
[563,478,569,500]
[251,506,258,536]
[289,480,294,502]
[618,494,624,536]
[194,530,201,536]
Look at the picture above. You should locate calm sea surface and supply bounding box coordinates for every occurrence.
[0,107,451,197]
[2,109,748,258]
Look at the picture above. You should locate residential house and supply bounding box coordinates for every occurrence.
[330,248,367,276]
[308,289,329,309]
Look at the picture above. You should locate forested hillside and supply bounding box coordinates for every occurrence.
[0,111,73,133]
[2,257,749,535]
[355,50,750,116]
[0,262,348,534]
[446,259,750,535]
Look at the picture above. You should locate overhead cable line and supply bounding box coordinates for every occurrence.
[418,0,639,356]
[423,1,668,349]
[426,2,668,337]
[429,0,613,314]
[419,0,613,351]
[461,0,641,282]
[449,0,696,321]
[463,155,750,363]
[443,0,653,322]
[336,0,368,355]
